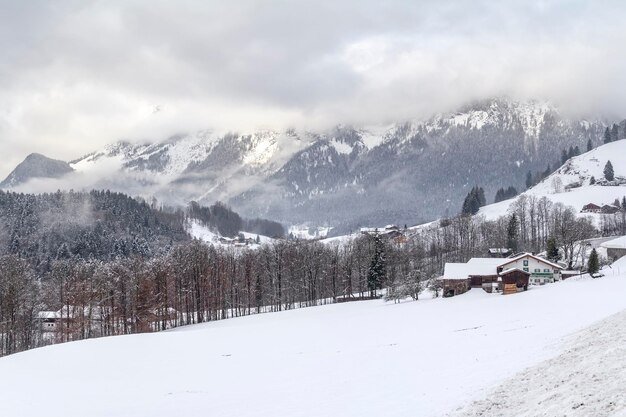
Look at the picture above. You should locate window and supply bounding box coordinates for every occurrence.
[523,267,529,272]
[544,269,550,273]
[523,260,529,266]
[534,269,540,273]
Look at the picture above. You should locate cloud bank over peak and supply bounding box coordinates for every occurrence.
[1,0,626,177]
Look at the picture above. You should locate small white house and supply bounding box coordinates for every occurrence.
[36,311,60,332]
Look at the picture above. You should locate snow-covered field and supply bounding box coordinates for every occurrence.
[1,271,626,417]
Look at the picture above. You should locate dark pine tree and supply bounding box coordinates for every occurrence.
[604,160,615,182]
[587,248,600,275]
[546,238,561,262]
[506,214,519,253]
[526,171,533,189]
[367,234,386,297]
[587,139,593,152]
[611,123,619,142]
[604,127,612,144]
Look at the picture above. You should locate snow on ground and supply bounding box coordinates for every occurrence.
[1,272,626,417]
[187,220,272,248]
[450,308,626,417]
[289,224,333,239]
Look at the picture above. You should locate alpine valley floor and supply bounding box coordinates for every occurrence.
[1,269,626,417]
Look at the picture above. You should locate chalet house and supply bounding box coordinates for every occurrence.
[441,253,563,297]
[37,311,60,332]
[497,253,563,285]
[601,205,621,215]
[601,235,626,262]
[581,203,602,214]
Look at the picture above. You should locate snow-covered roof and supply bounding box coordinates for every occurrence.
[466,258,503,276]
[442,263,470,280]
[601,235,626,249]
[499,253,563,270]
[499,267,530,276]
[37,311,59,319]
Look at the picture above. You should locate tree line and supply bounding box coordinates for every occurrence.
[1,188,622,357]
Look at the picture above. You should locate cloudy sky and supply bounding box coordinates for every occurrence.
[1,0,626,178]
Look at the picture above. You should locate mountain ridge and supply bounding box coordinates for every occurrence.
[1,98,618,231]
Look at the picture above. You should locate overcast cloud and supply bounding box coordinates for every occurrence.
[1,0,626,178]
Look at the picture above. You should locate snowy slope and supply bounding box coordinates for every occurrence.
[1,273,626,417]
[451,294,626,416]
[187,219,274,248]
[479,140,626,221]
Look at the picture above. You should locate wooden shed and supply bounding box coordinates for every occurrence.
[499,268,530,295]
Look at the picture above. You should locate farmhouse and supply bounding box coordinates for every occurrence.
[36,311,60,332]
[497,253,563,285]
[581,203,602,213]
[601,235,626,262]
[441,253,563,297]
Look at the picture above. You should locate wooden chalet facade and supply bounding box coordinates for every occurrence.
[499,268,530,295]
[441,253,563,297]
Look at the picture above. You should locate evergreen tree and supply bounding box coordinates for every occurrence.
[561,149,568,164]
[587,139,593,152]
[587,248,600,275]
[590,176,596,185]
[604,127,612,144]
[611,123,619,142]
[525,171,533,189]
[622,197,626,211]
[546,238,561,262]
[367,234,386,297]
[573,146,580,156]
[461,186,486,215]
[506,214,519,253]
[604,160,615,181]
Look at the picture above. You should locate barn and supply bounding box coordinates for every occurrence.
[440,263,471,297]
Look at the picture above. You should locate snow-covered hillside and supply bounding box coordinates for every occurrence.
[1,270,626,417]
[480,140,626,221]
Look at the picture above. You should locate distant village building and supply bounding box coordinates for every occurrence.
[487,248,512,258]
[440,253,563,297]
[581,203,602,214]
[601,204,621,214]
[601,236,626,262]
[36,311,60,332]
[581,202,623,215]
[360,226,405,240]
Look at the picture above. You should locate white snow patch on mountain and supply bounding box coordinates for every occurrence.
[479,140,626,221]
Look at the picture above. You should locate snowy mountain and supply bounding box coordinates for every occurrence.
[0,153,74,188]
[2,99,615,231]
[480,139,626,222]
[1,270,626,417]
